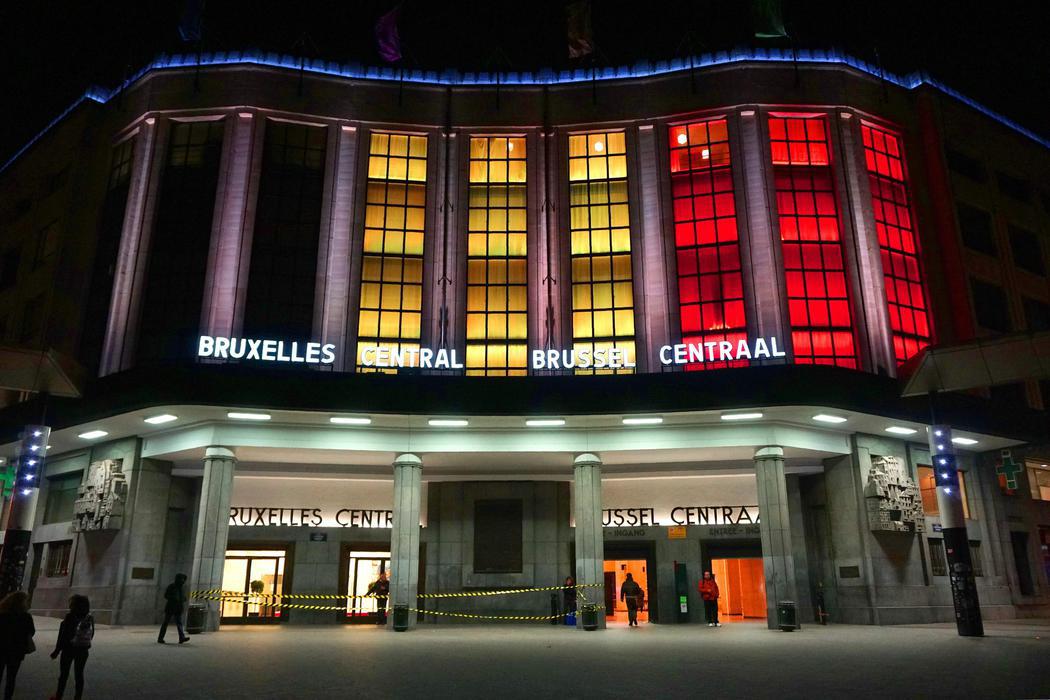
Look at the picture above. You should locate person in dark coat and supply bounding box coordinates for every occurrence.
[51,594,93,700]
[366,571,390,625]
[620,573,644,627]
[0,591,35,700]
[158,573,189,644]
[562,575,577,619]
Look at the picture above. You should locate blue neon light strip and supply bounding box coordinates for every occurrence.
[3,47,1048,174]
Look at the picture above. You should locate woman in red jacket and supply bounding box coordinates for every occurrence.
[698,571,721,627]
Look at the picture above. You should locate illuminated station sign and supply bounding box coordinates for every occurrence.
[198,335,785,370]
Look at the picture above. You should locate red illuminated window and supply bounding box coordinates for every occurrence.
[669,118,746,370]
[769,115,856,369]
[861,122,932,364]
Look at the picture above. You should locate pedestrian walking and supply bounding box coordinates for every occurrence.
[158,573,190,644]
[620,573,644,627]
[366,571,390,625]
[699,570,721,627]
[50,594,93,700]
[0,591,35,700]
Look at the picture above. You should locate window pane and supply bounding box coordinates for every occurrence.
[770,115,856,369]
[861,122,932,365]
[357,131,429,372]
[465,137,529,375]
[569,131,636,374]
[669,118,747,370]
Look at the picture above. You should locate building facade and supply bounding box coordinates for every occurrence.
[1,51,1049,630]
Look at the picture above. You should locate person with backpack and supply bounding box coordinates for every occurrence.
[699,570,721,627]
[0,591,35,700]
[619,573,644,627]
[50,594,93,700]
[158,573,190,644]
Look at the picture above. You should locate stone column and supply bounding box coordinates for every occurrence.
[734,108,790,361]
[755,445,799,628]
[573,453,605,629]
[100,116,162,376]
[635,124,672,370]
[390,453,423,629]
[314,124,359,371]
[200,111,261,340]
[832,110,896,376]
[190,447,236,631]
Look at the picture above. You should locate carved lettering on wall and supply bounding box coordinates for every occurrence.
[73,458,128,532]
[864,455,925,533]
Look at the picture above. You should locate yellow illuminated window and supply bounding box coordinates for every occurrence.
[357,132,428,372]
[568,131,635,374]
[466,136,528,376]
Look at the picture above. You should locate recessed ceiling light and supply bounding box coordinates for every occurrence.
[227,412,271,421]
[330,416,372,426]
[78,430,109,440]
[885,426,918,435]
[526,419,566,427]
[428,419,469,427]
[622,417,663,426]
[812,414,847,424]
[721,412,763,421]
[144,414,178,425]
[951,437,978,446]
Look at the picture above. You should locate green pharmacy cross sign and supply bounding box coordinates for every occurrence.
[995,450,1023,494]
[0,464,16,498]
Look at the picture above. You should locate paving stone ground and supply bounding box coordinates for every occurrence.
[10,617,1050,699]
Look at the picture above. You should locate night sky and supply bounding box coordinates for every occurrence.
[1,0,1048,163]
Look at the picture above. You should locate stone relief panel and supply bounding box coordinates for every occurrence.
[73,458,128,532]
[864,455,925,533]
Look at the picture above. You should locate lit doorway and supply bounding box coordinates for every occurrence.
[603,559,650,624]
[346,550,390,623]
[710,558,766,621]
[221,548,287,623]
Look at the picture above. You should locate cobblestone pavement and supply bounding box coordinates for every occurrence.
[12,617,1050,699]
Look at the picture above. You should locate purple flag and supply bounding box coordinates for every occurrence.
[375,5,402,63]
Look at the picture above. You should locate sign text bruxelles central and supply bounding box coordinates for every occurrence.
[199,335,784,370]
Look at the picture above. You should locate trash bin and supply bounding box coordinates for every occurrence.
[776,600,798,631]
[581,605,599,631]
[186,604,206,635]
[392,604,409,631]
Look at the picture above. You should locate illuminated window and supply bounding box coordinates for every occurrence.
[770,115,856,368]
[917,465,971,519]
[861,123,932,364]
[357,132,428,372]
[669,118,746,370]
[1028,462,1050,501]
[466,136,528,376]
[568,131,635,374]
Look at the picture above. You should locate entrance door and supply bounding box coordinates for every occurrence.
[221,549,287,623]
[346,550,391,623]
[604,559,650,624]
[603,541,658,624]
[710,558,766,620]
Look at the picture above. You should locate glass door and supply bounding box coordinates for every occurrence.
[346,550,390,622]
[221,549,287,623]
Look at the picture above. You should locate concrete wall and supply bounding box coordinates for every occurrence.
[423,481,573,620]
[803,434,1025,625]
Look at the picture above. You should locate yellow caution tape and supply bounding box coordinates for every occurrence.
[191,583,602,602]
